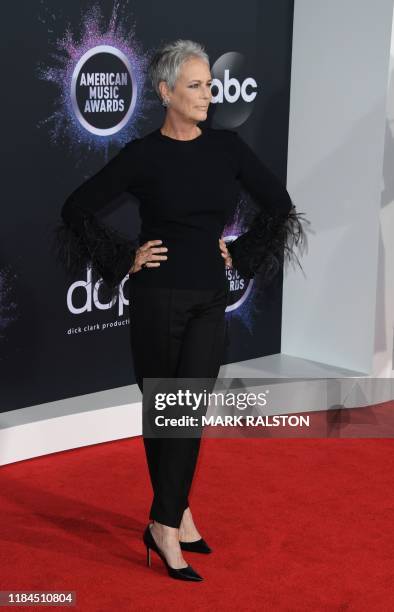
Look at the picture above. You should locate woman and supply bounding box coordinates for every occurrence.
[53,39,307,582]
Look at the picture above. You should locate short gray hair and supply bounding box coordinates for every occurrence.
[148,39,210,102]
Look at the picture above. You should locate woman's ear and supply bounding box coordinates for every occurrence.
[158,80,169,103]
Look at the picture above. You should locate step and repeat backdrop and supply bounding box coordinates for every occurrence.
[0,0,294,410]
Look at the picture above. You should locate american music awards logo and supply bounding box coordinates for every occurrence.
[224,236,254,312]
[71,45,137,136]
[36,1,150,156]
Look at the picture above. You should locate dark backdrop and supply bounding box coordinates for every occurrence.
[0,0,294,410]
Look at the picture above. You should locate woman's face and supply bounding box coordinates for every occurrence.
[160,56,212,123]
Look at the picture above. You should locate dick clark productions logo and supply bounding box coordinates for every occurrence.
[71,45,137,136]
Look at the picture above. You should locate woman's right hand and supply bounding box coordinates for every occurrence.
[129,240,168,274]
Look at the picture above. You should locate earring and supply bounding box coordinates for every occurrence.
[162,97,170,107]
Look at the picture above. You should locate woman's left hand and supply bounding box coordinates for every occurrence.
[219,237,233,268]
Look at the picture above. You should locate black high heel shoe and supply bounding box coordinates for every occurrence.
[179,537,212,554]
[143,524,203,581]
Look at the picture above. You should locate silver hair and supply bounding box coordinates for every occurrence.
[148,39,210,103]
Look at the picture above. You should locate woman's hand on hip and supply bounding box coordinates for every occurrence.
[129,240,168,274]
[219,237,233,269]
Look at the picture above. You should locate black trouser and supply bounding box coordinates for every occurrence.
[129,283,229,528]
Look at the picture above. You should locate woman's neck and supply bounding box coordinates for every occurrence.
[160,121,201,141]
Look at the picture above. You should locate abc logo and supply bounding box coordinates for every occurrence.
[210,51,258,128]
[211,69,257,104]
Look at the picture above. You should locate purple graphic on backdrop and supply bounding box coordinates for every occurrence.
[36,1,150,161]
[223,197,257,333]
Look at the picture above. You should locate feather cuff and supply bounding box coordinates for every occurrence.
[51,212,138,299]
[227,204,309,283]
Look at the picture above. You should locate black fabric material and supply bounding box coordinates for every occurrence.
[52,125,308,292]
[129,284,229,528]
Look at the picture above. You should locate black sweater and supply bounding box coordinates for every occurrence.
[54,125,307,296]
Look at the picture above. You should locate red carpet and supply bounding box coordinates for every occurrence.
[0,435,393,611]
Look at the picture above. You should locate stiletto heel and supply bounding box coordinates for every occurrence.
[179,537,212,554]
[143,523,203,581]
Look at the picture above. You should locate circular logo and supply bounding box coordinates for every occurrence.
[71,45,137,135]
[211,52,258,128]
[224,236,254,311]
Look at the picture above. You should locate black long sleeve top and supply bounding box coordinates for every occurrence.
[55,125,306,296]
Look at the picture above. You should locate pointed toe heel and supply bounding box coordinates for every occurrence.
[143,524,203,582]
[179,537,212,554]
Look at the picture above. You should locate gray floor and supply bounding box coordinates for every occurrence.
[0,353,366,430]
